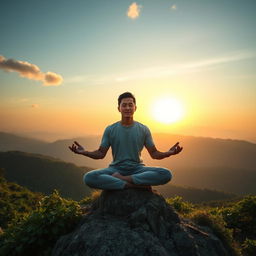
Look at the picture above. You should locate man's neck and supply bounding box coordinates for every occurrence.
[121,117,134,127]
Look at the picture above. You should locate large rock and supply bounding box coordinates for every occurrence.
[52,189,232,256]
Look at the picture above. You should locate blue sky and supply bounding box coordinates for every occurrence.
[2,0,255,73]
[1,0,256,141]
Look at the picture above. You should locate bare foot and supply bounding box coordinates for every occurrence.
[112,172,132,183]
[112,172,152,191]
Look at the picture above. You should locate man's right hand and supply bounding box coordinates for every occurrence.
[69,141,85,154]
[168,142,183,156]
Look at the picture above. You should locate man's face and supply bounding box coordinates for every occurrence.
[118,97,137,118]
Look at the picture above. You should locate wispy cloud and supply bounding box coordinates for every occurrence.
[0,55,63,86]
[127,2,141,19]
[181,51,256,69]
[113,50,256,82]
[63,50,256,86]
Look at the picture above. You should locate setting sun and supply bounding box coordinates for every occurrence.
[151,97,184,124]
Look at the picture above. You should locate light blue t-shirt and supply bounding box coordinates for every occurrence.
[100,121,155,169]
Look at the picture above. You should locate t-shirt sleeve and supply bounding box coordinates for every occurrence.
[100,126,111,148]
[144,126,155,148]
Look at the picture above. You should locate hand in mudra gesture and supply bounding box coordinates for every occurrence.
[69,141,85,154]
[169,142,183,155]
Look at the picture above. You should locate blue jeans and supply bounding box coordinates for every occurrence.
[83,165,172,190]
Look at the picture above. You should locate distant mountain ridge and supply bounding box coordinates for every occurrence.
[1,131,256,195]
[0,151,91,200]
[0,151,237,203]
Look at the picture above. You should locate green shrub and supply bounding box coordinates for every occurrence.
[166,196,194,214]
[79,196,92,205]
[0,178,42,229]
[190,210,240,256]
[242,239,256,256]
[0,190,82,256]
[79,190,101,206]
[221,195,256,238]
[0,199,17,229]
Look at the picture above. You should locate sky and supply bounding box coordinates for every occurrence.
[0,0,256,142]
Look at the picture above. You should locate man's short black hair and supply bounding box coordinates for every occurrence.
[118,92,136,106]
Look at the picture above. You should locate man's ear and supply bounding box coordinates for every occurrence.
[117,105,121,112]
[135,105,137,111]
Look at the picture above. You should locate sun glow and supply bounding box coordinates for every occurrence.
[151,97,184,124]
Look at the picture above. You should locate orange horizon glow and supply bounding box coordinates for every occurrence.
[0,83,255,143]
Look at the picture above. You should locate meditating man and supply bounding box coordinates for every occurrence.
[69,92,183,190]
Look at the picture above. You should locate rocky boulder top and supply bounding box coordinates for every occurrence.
[52,189,233,256]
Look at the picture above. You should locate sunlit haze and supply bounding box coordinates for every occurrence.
[0,0,255,142]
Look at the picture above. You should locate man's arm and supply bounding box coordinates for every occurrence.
[146,142,183,160]
[69,141,109,159]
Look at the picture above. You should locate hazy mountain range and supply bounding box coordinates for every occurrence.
[0,151,91,200]
[0,151,237,203]
[0,132,255,195]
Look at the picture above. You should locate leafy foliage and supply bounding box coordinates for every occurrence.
[242,239,256,256]
[1,174,256,255]
[79,190,101,206]
[0,190,82,256]
[189,210,238,255]
[166,195,239,255]
[166,196,194,214]
[220,195,256,238]
[0,174,42,229]
[166,196,256,255]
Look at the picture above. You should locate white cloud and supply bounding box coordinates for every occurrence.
[171,4,177,11]
[127,2,142,19]
[0,55,63,86]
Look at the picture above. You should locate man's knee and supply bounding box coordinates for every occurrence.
[159,168,172,183]
[83,171,95,187]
